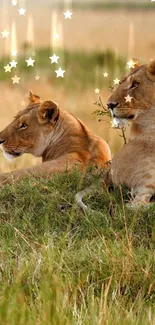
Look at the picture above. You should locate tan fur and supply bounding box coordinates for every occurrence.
[0,91,111,185]
[108,59,155,207]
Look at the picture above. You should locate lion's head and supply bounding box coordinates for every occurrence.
[107,60,155,127]
[0,91,59,160]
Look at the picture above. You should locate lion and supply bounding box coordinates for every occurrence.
[0,91,111,185]
[76,59,155,209]
[108,59,155,207]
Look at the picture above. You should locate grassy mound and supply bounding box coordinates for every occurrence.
[0,170,155,324]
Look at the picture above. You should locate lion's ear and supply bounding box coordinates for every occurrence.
[37,100,59,125]
[29,90,40,103]
[147,60,155,81]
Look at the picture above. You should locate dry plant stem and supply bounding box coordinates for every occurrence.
[94,96,127,145]
[98,96,127,144]
[98,96,108,112]
[121,127,127,144]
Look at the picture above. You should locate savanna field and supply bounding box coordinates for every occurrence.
[0,1,155,324]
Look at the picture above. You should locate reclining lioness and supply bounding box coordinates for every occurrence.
[0,91,111,185]
[108,59,155,207]
[76,59,155,210]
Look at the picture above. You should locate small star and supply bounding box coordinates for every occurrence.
[113,78,120,85]
[11,75,20,84]
[1,30,10,38]
[127,59,135,69]
[20,100,26,106]
[10,60,18,68]
[4,64,12,73]
[49,54,59,64]
[55,67,65,78]
[127,58,139,69]
[18,8,26,16]
[12,0,17,5]
[103,72,108,78]
[35,75,40,80]
[11,50,17,56]
[95,88,100,94]
[125,95,133,103]
[63,10,73,19]
[25,57,35,67]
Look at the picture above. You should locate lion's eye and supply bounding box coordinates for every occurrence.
[130,81,139,89]
[19,122,28,130]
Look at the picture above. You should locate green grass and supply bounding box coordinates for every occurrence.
[0,48,126,90]
[0,169,155,324]
[48,1,155,10]
[73,2,155,10]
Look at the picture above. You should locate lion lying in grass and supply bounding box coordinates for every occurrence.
[108,59,155,207]
[0,91,111,185]
[76,59,155,209]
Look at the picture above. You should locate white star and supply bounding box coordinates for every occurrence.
[20,101,26,106]
[4,64,12,73]
[127,58,140,69]
[1,30,10,38]
[11,50,17,56]
[11,75,20,84]
[18,8,26,16]
[35,75,40,80]
[49,54,59,64]
[125,95,133,103]
[55,67,65,78]
[12,0,17,5]
[10,60,18,68]
[103,72,108,78]
[25,57,35,67]
[63,10,73,19]
[127,59,135,69]
[113,78,120,85]
[151,0,155,2]
[95,88,100,94]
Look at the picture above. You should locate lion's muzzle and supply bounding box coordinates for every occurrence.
[0,139,5,145]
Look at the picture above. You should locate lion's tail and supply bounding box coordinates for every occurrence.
[75,168,112,212]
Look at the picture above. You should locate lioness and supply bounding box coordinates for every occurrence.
[76,59,155,210]
[108,59,155,207]
[0,91,111,185]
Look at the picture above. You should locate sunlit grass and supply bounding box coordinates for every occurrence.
[72,1,155,10]
[0,170,155,324]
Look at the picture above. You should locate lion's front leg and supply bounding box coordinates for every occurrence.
[126,185,155,209]
[0,173,10,186]
[0,154,83,186]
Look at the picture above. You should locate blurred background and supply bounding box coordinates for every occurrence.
[0,0,154,172]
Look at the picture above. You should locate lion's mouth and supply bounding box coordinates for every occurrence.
[0,146,22,161]
[127,115,135,120]
[113,113,135,120]
[9,152,22,157]
[6,150,22,157]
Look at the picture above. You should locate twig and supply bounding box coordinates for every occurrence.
[121,127,127,144]
[93,95,127,145]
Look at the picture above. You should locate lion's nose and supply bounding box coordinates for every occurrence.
[0,139,5,145]
[107,102,119,110]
